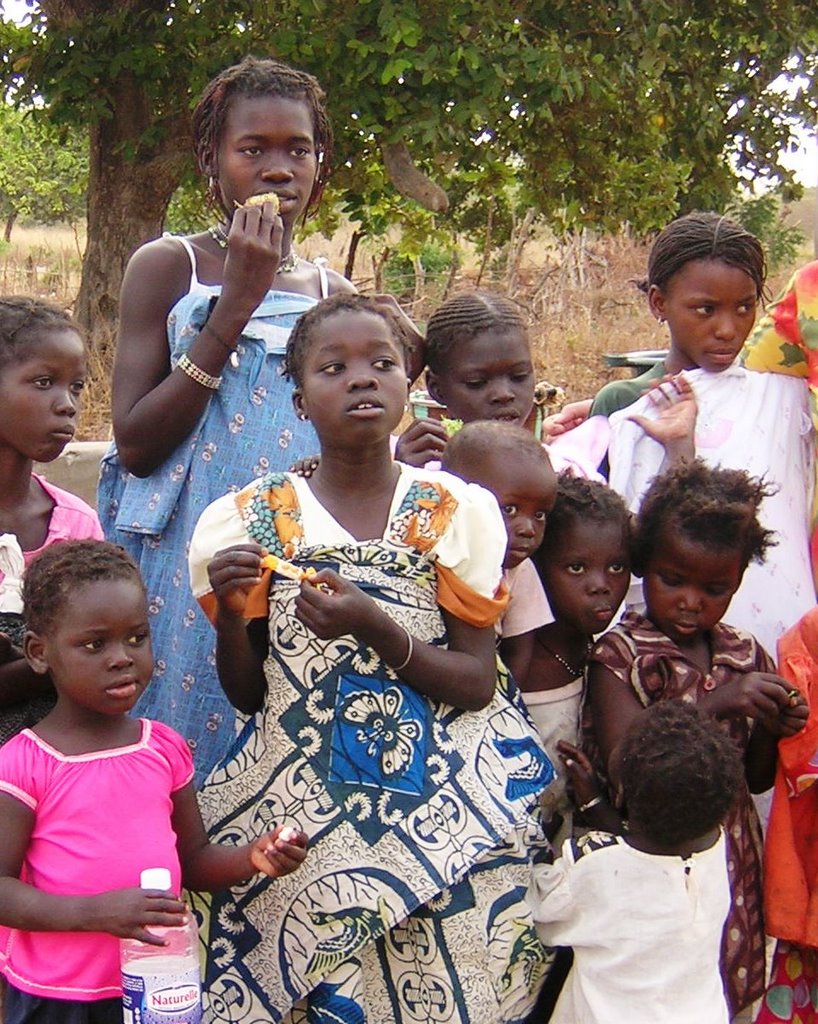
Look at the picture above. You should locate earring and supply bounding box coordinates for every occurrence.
[297,411,308,422]
[657,316,666,325]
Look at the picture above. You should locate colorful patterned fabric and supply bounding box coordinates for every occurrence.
[743,261,818,584]
[756,609,818,1023]
[97,284,320,784]
[585,610,771,1015]
[192,474,555,1023]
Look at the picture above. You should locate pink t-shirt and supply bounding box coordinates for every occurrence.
[0,720,193,1000]
[0,474,103,597]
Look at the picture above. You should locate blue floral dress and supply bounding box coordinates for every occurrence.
[98,243,324,782]
[188,468,556,1023]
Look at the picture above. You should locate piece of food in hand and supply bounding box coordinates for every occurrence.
[261,553,317,583]
[278,826,301,844]
[441,417,463,437]
[236,192,280,213]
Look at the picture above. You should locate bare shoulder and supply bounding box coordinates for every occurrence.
[325,267,356,295]
[120,234,193,313]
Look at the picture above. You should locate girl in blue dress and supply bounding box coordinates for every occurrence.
[98,57,354,782]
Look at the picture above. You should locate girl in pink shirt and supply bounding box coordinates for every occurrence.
[0,297,104,743]
[0,540,307,1023]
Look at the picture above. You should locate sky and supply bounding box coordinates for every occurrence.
[1,0,815,188]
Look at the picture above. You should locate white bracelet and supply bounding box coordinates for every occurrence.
[390,626,414,672]
[579,796,603,813]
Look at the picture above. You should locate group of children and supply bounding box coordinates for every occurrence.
[0,50,816,1024]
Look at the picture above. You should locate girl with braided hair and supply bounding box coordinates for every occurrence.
[98,57,355,782]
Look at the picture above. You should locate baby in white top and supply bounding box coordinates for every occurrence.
[527,700,742,1024]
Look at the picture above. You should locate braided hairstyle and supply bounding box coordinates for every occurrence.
[425,292,528,373]
[632,459,774,577]
[0,296,81,373]
[639,211,766,298]
[284,293,409,389]
[23,540,144,636]
[619,701,743,848]
[192,56,333,216]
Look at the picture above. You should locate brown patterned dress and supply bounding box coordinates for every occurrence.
[584,609,770,1016]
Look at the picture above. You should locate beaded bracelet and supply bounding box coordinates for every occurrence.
[178,353,221,390]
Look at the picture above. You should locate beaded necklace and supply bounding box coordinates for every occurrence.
[208,225,299,272]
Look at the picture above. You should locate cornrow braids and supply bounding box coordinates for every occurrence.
[425,292,528,373]
[632,459,775,577]
[192,56,333,216]
[637,211,767,298]
[0,296,81,372]
[23,540,144,636]
[535,473,631,564]
[619,701,743,848]
[284,293,408,388]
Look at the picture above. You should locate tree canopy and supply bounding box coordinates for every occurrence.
[1,0,816,348]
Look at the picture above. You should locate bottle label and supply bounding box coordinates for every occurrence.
[122,959,202,1024]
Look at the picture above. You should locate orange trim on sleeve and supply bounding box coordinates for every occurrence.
[436,563,509,628]
[197,569,272,626]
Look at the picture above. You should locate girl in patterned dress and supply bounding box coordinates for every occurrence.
[584,460,808,1017]
[188,294,554,1023]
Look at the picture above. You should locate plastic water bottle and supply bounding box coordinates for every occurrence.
[121,868,203,1024]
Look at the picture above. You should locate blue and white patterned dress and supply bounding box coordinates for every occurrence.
[98,239,325,782]
[188,468,556,1023]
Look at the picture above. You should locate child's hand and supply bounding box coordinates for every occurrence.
[706,672,807,733]
[556,740,603,810]
[629,374,697,458]
[394,418,449,467]
[293,569,378,640]
[88,887,187,945]
[541,399,592,439]
[289,453,320,478]
[207,543,265,617]
[250,824,308,878]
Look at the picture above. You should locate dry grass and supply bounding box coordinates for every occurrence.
[1,213,814,440]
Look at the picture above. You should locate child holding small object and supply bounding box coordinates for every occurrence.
[528,701,744,1024]
[395,291,608,477]
[0,540,306,1022]
[585,460,808,1015]
[524,474,631,844]
[0,297,103,744]
[189,293,554,1023]
[440,421,557,685]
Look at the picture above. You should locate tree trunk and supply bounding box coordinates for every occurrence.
[75,73,187,362]
[344,229,363,281]
[4,211,17,243]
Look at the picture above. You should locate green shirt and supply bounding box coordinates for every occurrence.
[590,360,667,418]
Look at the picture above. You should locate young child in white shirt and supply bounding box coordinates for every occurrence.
[528,700,743,1024]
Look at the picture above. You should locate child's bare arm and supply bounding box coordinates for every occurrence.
[294,569,496,709]
[171,784,307,892]
[207,544,268,713]
[499,631,535,686]
[587,661,645,771]
[0,794,186,944]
